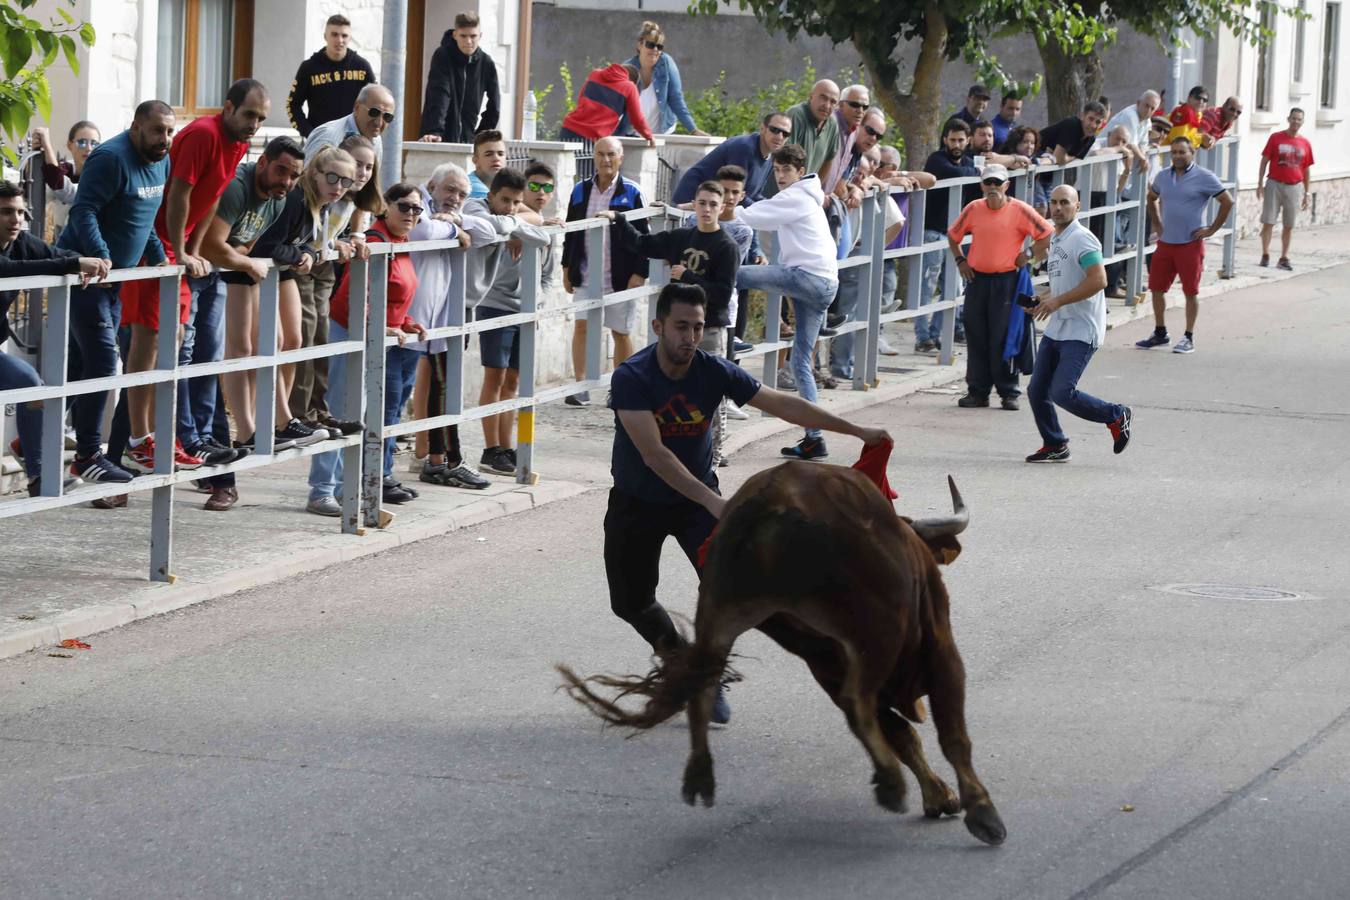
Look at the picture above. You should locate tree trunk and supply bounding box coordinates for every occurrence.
[856,2,947,169]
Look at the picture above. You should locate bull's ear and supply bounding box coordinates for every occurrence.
[924,535,962,566]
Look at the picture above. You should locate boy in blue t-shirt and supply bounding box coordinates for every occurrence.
[605,282,892,724]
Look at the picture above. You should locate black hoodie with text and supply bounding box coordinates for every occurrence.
[287,48,377,137]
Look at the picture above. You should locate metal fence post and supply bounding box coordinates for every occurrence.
[906,187,927,320]
[1126,164,1148,304]
[37,283,69,498]
[856,192,882,391]
[582,225,605,390]
[516,243,539,485]
[340,257,368,534]
[362,253,390,529]
[1222,138,1239,278]
[254,269,280,454]
[938,187,962,367]
[149,271,180,583]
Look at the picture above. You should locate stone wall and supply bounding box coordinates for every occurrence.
[1234,177,1350,240]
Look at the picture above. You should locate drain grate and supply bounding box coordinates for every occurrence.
[1153,583,1303,601]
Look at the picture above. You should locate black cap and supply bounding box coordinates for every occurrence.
[968,84,991,100]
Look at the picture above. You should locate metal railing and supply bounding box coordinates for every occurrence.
[1,138,1238,581]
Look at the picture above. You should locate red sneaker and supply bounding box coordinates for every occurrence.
[173,439,205,470]
[124,437,158,474]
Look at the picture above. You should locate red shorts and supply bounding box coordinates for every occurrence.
[119,250,191,331]
[1148,240,1205,297]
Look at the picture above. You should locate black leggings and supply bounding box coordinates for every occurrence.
[603,487,718,652]
[426,350,463,465]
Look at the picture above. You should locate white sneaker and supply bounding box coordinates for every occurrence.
[877,336,899,356]
[306,496,342,517]
[1172,335,1195,354]
[725,403,749,421]
[408,454,426,474]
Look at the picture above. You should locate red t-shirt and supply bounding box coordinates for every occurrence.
[330,219,420,332]
[1262,131,1314,185]
[153,114,248,249]
[1168,103,1202,131]
[1199,107,1233,139]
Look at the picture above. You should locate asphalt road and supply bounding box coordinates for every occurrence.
[3,264,1348,900]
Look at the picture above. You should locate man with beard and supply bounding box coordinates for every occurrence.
[57,99,176,488]
[605,281,892,725]
[913,118,980,352]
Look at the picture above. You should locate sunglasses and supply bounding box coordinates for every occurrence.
[73,138,100,149]
[526,180,555,193]
[320,170,355,189]
[981,178,1006,187]
[643,40,664,51]
[395,201,424,216]
[863,125,885,139]
[843,100,870,111]
[364,107,396,124]
[766,125,791,138]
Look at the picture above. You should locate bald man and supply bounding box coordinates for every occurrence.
[304,82,396,164]
[1023,185,1131,463]
[764,79,840,198]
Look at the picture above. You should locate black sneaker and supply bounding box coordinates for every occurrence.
[420,461,491,490]
[1135,331,1170,349]
[276,418,327,448]
[781,437,828,460]
[915,339,937,353]
[1025,444,1071,463]
[481,446,516,475]
[732,338,754,354]
[318,413,362,436]
[564,391,591,407]
[385,478,418,499]
[70,451,134,484]
[1109,406,1132,454]
[27,474,79,497]
[206,437,250,462]
[382,481,415,504]
[503,447,518,468]
[1000,396,1020,411]
[957,393,990,408]
[185,441,242,466]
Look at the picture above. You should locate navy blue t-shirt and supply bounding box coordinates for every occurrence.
[609,344,761,503]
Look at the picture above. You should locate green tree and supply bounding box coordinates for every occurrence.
[689,0,1108,166]
[0,0,95,166]
[1032,0,1295,120]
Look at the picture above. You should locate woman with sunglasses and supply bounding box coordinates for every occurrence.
[223,145,357,453]
[620,21,707,137]
[308,182,430,513]
[30,121,101,232]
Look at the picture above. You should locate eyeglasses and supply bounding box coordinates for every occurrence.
[643,40,664,51]
[981,179,1006,187]
[365,107,396,124]
[843,100,870,111]
[766,125,791,138]
[526,181,555,193]
[395,201,424,216]
[863,125,885,139]
[319,170,355,189]
[73,138,100,149]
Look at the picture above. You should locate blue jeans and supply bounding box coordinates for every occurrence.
[915,228,965,344]
[1028,336,1125,446]
[829,252,865,379]
[382,345,420,477]
[67,285,122,458]
[176,272,225,449]
[736,264,837,440]
[0,351,43,478]
[309,320,352,502]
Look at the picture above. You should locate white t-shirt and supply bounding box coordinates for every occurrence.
[639,82,662,136]
[1044,219,1107,347]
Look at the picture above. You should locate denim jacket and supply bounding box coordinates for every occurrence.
[618,53,697,135]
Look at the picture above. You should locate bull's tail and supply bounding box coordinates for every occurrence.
[556,645,734,732]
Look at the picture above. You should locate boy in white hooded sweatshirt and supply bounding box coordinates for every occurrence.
[733,143,839,460]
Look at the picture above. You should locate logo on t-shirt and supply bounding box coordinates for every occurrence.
[1276,142,1306,170]
[652,394,708,437]
[681,247,711,275]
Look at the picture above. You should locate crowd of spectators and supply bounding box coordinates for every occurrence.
[1,9,1319,511]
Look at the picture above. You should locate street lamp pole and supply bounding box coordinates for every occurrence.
[381,0,409,188]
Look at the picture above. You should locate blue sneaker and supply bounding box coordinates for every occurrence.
[711,683,732,725]
[781,437,828,460]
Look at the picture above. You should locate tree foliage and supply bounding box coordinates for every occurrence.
[0,0,95,167]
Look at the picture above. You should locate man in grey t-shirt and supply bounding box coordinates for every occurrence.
[1023,185,1131,463]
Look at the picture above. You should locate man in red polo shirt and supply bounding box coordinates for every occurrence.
[1257,108,1314,270]
[114,79,269,475]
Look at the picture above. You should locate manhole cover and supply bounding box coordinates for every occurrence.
[1154,583,1303,601]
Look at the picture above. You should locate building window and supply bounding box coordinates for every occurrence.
[1324,3,1342,108]
[1293,0,1307,85]
[155,0,255,114]
[1255,5,1278,110]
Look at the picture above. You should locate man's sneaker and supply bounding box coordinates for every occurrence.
[187,440,244,466]
[71,452,134,484]
[124,438,159,474]
[276,418,328,448]
[564,391,591,407]
[1025,445,1071,463]
[1109,406,1132,454]
[382,481,415,504]
[915,339,937,353]
[957,393,989,408]
[420,461,491,490]
[776,368,798,392]
[1172,335,1195,354]
[815,370,839,390]
[781,437,828,460]
[1000,396,1020,411]
[306,495,342,517]
[172,440,206,470]
[1259,254,1270,267]
[318,413,362,436]
[725,402,749,421]
[1277,257,1293,271]
[1136,331,1170,349]
[711,682,732,725]
[877,335,899,356]
[732,337,754,354]
[481,447,516,475]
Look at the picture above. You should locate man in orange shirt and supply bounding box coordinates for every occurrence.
[948,163,1053,409]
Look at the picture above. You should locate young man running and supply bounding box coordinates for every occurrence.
[606,282,891,723]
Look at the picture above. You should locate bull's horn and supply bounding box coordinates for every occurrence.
[909,475,969,540]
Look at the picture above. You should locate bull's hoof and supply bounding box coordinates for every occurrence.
[923,784,962,819]
[682,752,716,808]
[872,773,908,814]
[964,803,1007,845]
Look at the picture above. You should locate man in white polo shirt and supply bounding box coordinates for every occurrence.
[1023,184,1132,463]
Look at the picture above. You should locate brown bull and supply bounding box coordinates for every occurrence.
[558,461,1005,845]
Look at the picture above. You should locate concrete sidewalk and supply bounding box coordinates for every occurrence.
[2,222,1347,660]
